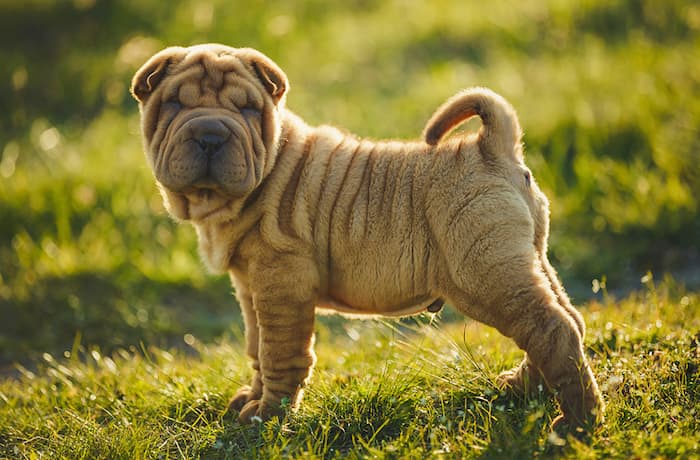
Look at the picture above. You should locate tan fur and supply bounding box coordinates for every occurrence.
[131,44,603,432]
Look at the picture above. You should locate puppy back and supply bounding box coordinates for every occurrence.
[423,87,522,162]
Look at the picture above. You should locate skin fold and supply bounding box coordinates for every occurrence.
[131,44,603,432]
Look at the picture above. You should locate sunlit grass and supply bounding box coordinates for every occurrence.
[1,280,698,458]
[1,0,699,457]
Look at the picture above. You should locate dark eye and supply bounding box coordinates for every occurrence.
[163,100,182,111]
[524,171,531,187]
[241,107,261,119]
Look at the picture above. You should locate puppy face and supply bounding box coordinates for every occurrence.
[131,44,288,220]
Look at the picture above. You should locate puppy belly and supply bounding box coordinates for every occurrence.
[317,294,438,317]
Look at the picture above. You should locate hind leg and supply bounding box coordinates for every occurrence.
[447,254,603,431]
[497,251,586,396]
[540,251,585,336]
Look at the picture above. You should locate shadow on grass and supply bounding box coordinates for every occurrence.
[0,268,241,367]
[201,380,561,458]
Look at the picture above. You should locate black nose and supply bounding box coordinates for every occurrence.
[190,119,229,156]
[196,133,226,156]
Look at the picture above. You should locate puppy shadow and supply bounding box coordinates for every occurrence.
[210,378,569,458]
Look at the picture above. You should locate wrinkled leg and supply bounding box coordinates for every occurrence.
[235,255,319,423]
[449,257,603,431]
[497,252,586,396]
[237,296,316,422]
[227,279,263,412]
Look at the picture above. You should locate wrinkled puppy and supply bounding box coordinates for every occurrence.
[131,44,603,433]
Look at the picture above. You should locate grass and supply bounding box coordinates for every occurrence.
[1,0,699,458]
[1,277,699,459]
[1,0,698,365]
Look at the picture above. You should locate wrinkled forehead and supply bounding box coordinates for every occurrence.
[160,45,264,109]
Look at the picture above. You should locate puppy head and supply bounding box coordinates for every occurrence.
[131,44,288,220]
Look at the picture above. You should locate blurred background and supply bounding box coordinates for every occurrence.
[1,0,698,366]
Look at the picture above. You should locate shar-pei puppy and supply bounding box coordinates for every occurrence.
[131,44,603,433]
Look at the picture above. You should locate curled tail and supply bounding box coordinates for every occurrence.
[423,87,522,161]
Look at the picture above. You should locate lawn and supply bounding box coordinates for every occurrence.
[1,278,699,458]
[1,0,699,458]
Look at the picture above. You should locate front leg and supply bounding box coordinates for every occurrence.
[237,293,316,422]
[227,277,263,413]
[234,254,319,423]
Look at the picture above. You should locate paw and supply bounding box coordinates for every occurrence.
[550,396,604,438]
[237,399,285,424]
[496,368,531,395]
[496,368,520,390]
[237,399,262,423]
[227,385,261,413]
[555,378,605,432]
[496,364,544,396]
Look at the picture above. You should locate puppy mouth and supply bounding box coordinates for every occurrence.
[194,186,217,201]
[184,181,221,200]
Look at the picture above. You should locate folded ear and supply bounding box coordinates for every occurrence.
[131,54,171,102]
[245,51,288,104]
